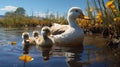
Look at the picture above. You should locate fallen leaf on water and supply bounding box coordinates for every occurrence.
[11,42,17,45]
[19,54,34,62]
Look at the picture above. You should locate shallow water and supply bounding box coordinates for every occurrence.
[0,28,119,67]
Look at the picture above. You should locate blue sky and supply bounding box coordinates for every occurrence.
[0,0,107,17]
[0,0,88,17]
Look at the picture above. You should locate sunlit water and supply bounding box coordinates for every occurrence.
[0,28,119,67]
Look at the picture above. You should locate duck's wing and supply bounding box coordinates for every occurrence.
[50,23,69,35]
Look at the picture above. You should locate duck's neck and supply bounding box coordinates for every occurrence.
[67,16,78,27]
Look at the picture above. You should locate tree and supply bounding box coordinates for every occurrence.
[15,7,25,15]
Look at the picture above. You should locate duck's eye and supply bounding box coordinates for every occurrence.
[75,10,78,12]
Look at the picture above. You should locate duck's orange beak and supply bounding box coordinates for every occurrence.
[79,13,91,20]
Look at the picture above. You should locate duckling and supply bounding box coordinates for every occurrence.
[36,26,53,49]
[32,30,40,39]
[32,30,42,45]
[22,32,36,54]
[36,26,53,61]
[22,32,36,46]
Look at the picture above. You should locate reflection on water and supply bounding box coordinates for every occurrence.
[40,47,53,61]
[0,28,120,67]
[62,46,83,67]
[41,46,84,67]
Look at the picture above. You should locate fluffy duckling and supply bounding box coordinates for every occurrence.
[32,30,40,39]
[22,32,36,54]
[22,32,36,46]
[36,26,53,49]
[32,30,42,45]
[36,26,53,61]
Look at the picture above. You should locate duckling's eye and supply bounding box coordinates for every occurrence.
[75,10,78,12]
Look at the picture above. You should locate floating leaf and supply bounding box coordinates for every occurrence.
[11,42,17,45]
[19,54,34,62]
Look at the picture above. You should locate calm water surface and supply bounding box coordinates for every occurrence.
[0,28,119,67]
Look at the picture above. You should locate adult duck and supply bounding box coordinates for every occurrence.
[50,7,85,47]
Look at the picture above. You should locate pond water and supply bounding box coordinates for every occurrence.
[0,28,119,67]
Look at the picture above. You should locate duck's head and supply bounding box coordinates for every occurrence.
[41,26,50,36]
[22,32,29,40]
[68,7,84,19]
[32,31,39,37]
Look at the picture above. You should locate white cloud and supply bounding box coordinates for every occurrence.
[33,11,66,18]
[35,12,46,18]
[34,12,46,18]
[34,11,55,18]
[0,6,18,11]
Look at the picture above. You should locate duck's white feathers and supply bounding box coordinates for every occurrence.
[50,7,84,46]
[50,23,68,35]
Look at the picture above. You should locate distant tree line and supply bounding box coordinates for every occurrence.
[0,7,67,28]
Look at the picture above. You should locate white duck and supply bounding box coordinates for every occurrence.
[50,7,85,46]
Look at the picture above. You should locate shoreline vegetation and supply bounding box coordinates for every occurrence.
[0,0,120,35]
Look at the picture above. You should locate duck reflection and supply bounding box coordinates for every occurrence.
[40,46,84,66]
[64,47,83,67]
[40,46,53,61]
[36,26,53,61]
[53,46,83,67]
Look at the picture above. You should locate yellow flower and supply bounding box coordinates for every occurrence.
[106,1,114,8]
[96,12,102,19]
[110,5,116,9]
[114,17,120,22]
[113,9,118,14]
[19,54,34,62]
[96,16,100,19]
[114,17,117,22]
